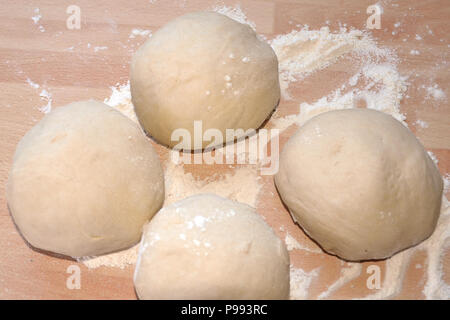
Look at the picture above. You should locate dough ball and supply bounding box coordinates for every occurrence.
[130,11,280,150]
[134,194,290,299]
[275,109,443,261]
[6,100,165,258]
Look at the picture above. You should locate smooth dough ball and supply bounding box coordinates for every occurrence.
[134,194,290,299]
[275,109,443,261]
[130,11,280,150]
[6,100,164,258]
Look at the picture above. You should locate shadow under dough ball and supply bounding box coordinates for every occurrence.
[130,11,280,150]
[6,100,165,258]
[275,108,443,261]
[134,194,290,300]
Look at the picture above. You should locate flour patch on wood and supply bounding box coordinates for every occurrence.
[164,161,262,207]
[80,245,139,269]
[103,81,137,122]
[289,265,319,300]
[129,29,152,39]
[31,8,45,32]
[284,232,321,253]
[425,84,446,101]
[25,78,53,114]
[318,263,362,299]
[212,4,256,31]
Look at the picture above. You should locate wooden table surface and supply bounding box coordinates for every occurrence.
[0,0,448,299]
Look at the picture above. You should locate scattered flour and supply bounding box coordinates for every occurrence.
[361,249,413,299]
[428,151,439,165]
[164,161,262,207]
[415,119,429,129]
[31,8,45,32]
[103,81,137,122]
[444,174,450,194]
[269,26,395,99]
[25,78,52,113]
[426,84,446,101]
[129,29,152,38]
[318,263,362,299]
[270,62,407,130]
[212,4,256,30]
[269,25,407,129]
[31,8,41,24]
[284,232,321,253]
[420,198,450,299]
[289,265,319,299]
[79,245,139,269]
[38,89,52,114]
[26,78,40,89]
[94,46,108,52]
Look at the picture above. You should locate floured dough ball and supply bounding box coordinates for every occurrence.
[275,109,443,261]
[6,100,164,258]
[130,11,280,150]
[134,194,290,299]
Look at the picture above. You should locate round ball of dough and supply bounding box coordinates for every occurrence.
[6,100,164,258]
[275,109,443,261]
[134,194,290,299]
[130,11,280,150]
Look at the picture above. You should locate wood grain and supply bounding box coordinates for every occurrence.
[0,0,448,299]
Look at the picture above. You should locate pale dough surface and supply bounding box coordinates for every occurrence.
[130,11,280,149]
[6,100,164,258]
[134,194,290,299]
[275,109,443,261]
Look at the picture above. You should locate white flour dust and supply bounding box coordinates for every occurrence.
[212,4,256,31]
[80,245,139,269]
[289,265,319,300]
[284,232,321,253]
[270,26,395,100]
[93,46,108,52]
[31,8,41,24]
[269,27,407,128]
[25,78,52,114]
[129,29,152,39]
[164,161,262,207]
[318,263,362,300]
[425,84,446,101]
[103,81,137,122]
[31,8,45,33]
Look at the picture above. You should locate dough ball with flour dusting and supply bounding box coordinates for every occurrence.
[6,100,164,258]
[275,109,443,261]
[134,194,290,299]
[130,11,280,150]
